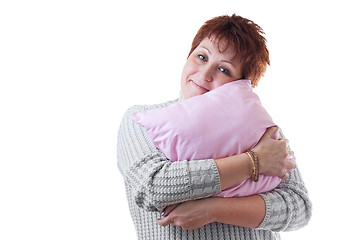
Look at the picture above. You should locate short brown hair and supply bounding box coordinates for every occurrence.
[188,14,270,86]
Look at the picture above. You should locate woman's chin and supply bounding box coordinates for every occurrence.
[182,83,209,99]
[184,90,204,99]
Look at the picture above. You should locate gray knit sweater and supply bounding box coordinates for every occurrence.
[117,98,312,240]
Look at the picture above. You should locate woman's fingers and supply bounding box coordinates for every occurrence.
[288,150,294,158]
[280,172,289,180]
[157,204,179,226]
[254,129,296,177]
[157,215,173,226]
[285,159,296,171]
[280,151,296,180]
[285,149,296,169]
[161,204,178,217]
[261,126,279,140]
[280,138,289,148]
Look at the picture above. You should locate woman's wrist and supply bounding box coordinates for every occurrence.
[208,197,219,223]
[242,153,254,179]
[205,198,218,224]
[210,196,266,229]
[215,153,253,191]
[246,150,260,182]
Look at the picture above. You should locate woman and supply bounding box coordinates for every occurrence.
[117,14,312,239]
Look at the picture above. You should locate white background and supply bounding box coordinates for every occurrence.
[1,0,359,239]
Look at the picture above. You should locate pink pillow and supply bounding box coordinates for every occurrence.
[130,80,282,197]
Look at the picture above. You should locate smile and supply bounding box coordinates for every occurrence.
[189,80,209,92]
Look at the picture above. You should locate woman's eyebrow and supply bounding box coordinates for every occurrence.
[200,46,211,54]
[221,60,236,68]
[199,46,236,68]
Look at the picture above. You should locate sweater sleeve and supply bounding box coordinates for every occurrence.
[256,129,312,231]
[117,104,221,212]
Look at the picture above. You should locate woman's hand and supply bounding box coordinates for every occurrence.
[157,196,266,230]
[252,126,296,179]
[214,126,295,191]
[157,198,216,230]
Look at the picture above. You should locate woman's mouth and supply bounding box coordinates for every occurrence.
[189,80,209,92]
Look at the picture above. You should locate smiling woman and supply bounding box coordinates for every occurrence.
[117,14,311,240]
[181,38,243,98]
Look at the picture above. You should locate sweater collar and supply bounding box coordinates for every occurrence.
[178,91,185,102]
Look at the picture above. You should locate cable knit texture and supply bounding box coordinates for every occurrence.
[117,98,312,240]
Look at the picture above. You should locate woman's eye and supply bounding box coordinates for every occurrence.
[219,67,231,76]
[198,54,207,61]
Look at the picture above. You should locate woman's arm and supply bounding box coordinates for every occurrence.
[213,165,312,231]
[118,104,294,212]
[216,126,295,190]
[158,166,311,231]
[215,130,312,231]
[118,104,251,212]
[157,195,265,230]
[118,104,219,212]
[158,130,312,231]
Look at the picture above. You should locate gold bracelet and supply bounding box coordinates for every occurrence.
[246,151,255,172]
[246,150,260,182]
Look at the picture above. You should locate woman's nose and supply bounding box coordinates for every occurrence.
[199,65,214,82]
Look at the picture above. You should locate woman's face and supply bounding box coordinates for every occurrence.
[181,37,243,99]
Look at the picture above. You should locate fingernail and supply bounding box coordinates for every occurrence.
[161,210,166,216]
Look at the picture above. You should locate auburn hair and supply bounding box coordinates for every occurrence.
[188,14,270,86]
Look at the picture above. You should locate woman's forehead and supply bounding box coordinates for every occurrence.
[199,37,239,60]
